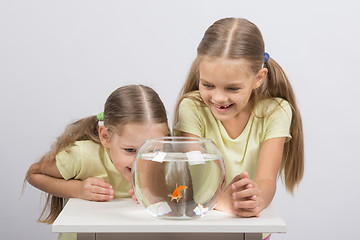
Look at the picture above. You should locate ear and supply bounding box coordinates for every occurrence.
[99,125,110,148]
[254,68,268,89]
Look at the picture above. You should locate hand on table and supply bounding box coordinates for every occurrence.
[128,187,139,204]
[215,172,263,217]
[78,177,114,201]
[230,172,263,217]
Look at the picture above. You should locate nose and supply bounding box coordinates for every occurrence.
[128,158,134,168]
[212,89,228,104]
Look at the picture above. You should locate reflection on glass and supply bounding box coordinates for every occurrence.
[132,137,226,219]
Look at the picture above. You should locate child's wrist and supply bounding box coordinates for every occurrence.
[67,179,82,198]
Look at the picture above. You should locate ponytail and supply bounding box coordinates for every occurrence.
[25,115,100,224]
[261,58,304,193]
[173,59,201,128]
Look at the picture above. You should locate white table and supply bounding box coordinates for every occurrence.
[52,198,286,240]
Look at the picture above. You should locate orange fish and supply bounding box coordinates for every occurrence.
[168,184,188,203]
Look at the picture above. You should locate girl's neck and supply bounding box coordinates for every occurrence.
[221,100,254,139]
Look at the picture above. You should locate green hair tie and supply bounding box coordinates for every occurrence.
[97,112,104,121]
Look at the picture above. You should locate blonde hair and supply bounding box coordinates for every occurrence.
[26,85,168,223]
[174,18,304,193]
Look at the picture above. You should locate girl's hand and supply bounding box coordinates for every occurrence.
[78,177,114,201]
[231,172,263,217]
[128,187,139,204]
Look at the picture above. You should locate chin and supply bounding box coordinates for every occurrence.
[210,110,232,121]
[124,174,132,182]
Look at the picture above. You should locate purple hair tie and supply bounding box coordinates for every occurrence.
[264,52,270,63]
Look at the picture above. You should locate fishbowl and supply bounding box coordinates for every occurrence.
[132,137,226,219]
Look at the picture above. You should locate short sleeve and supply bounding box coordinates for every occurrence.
[56,144,82,180]
[264,100,292,141]
[173,98,203,137]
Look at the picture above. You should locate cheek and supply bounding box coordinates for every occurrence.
[199,88,205,97]
[109,150,125,167]
[237,89,252,102]
[200,93,212,108]
[199,89,210,101]
[116,155,133,168]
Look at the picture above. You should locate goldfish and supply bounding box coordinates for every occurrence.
[168,184,188,203]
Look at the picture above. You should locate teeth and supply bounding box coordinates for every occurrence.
[213,103,232,109]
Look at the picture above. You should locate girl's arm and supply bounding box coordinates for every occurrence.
[179,132,200,138]
[179,131,284,217]
[254,137,285,207]
[27,160,114,201]
[230,137,285,217]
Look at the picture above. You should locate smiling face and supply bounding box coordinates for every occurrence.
[198,58,266,125]
[99,123,169,181]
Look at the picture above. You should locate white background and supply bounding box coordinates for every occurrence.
[1,1,359,239]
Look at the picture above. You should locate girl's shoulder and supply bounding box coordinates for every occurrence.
[181,91,204,106]
[72,140,104,162]
[254,97,291,117]
[73,140,101,149]
[63,140,102,155]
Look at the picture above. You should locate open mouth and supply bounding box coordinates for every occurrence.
[125,167,132,181]
[213,103,234,110]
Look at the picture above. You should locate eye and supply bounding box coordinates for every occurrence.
[227,87,241,91]
[202,83,214,88]
[124,148,136,153]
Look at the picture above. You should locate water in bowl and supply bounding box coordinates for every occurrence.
[133,151,226,219]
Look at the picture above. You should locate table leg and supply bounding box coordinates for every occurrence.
[95,233,246,240]
[77,233,96,240]
[245,233,262,240]
[77,232,264,240]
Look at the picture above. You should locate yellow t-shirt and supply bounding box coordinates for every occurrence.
[56,141,132,240]
[56,140,132,198]
[174,91,292,184]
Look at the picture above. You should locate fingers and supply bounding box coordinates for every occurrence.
[91,185,114,197]
[239,171,249,179]
[233,198,258,209]
[231,173,258,199]
[230,172,261,217]
[232,185,257,199]
[232,193,260,218]
[128,188,139,204]
[89,179,113,193]
[81,178,114,201]
[232,188,259,216]
[231,175,253,191]
[128,188,134,195]
[234,207,261,218]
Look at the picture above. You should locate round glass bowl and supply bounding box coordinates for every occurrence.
[132,137,226,219]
